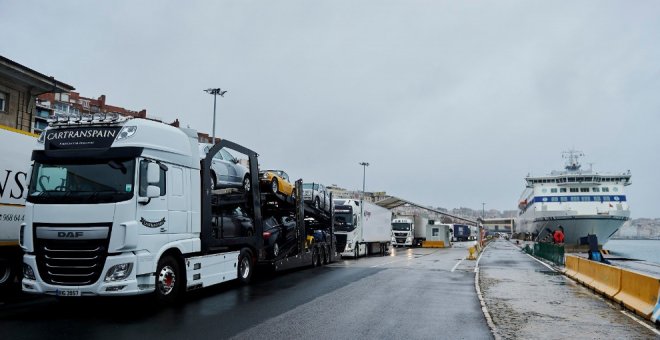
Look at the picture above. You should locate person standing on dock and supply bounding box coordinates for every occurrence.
[553,226,565,244]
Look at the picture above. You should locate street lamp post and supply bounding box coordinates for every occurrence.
[359,162,369,247]
[204,88,227,143]
[480,202,485,246]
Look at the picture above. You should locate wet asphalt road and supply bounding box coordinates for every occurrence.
[0,245,491,340]
[479,239,659,339]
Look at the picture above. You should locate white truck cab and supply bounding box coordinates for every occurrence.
[21,117,243,300]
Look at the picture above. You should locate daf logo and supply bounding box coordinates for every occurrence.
[58,231,84,238]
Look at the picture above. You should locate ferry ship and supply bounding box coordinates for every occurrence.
[516,151,631,245]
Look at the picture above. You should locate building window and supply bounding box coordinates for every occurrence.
[0,92,6,112]
[580,188,589,192]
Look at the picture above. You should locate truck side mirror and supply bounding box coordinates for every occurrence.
[147,162,160,184]
[146,185,160,198]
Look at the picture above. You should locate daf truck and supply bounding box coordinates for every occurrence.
[333,199,390,257]
[21,116,335,302]
[391,215,429,247]
[0,125,35,292]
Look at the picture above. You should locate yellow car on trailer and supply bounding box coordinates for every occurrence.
[260,170,295,197]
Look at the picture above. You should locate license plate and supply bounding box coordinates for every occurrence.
[56,289,81,297]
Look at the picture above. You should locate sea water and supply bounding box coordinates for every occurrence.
[603,239,660,265]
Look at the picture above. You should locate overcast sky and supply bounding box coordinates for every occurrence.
[2,1,658,217]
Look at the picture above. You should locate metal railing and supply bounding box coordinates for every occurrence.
[523,242,565,265]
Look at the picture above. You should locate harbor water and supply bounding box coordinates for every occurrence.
[603,239,660,265]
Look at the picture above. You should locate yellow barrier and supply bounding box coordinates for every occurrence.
[422,241,445,248]
[573,257,596,286]
[563,255,579,278]
[588,261,622,297]
[613,269,660,319]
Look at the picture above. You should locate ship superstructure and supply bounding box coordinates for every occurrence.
[516,150,631,245]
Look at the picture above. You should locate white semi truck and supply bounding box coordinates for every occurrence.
[0,125,35,292]
[333,199,391,257]
[391,215,429,247]
[21,116,335,302]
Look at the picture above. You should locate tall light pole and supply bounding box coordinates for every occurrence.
[359,162,369,245]
[204,88,227,143]
[480,202,486,246]
[482,202,485,219]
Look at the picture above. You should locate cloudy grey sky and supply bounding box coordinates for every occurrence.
[2,1,659,217]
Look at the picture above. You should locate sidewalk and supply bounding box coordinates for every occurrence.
[477,239,658,339]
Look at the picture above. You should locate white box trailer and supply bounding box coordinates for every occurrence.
[0,125,36,290]
[334,199,391,257]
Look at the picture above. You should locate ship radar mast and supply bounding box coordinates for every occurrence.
[562,149,584,172]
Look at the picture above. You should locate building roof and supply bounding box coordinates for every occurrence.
[0,55,74,93]
[374,196,478,225]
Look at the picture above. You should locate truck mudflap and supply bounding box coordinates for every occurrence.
[22,253,154,296]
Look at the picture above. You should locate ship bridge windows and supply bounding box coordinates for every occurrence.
[592,187,600,192]
[580,188,589,192]
[570,196,580,202]
[560,197,568,202]
[560,188,567,193]
[613,187,619,192]
[602,187,610,192]
[551,197,559,202]
[570,188,579,193]
[581,196,590,201]
[550,188,558,193]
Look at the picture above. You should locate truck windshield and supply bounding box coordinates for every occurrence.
[27,159,136,204]
[334,213,355,232]
[392,223,411,231]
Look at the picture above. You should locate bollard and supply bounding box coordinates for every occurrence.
[467,246,477,260]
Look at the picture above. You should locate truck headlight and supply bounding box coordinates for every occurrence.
[406,237,412,241]
[104,263,133,282]
[23,264,36,280]
[391,237,396,243]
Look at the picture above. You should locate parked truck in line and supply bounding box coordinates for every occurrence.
[391,215,429,247]
[21,116,335,302]
[0,125,35,293]
[333,199,390,257]
[452,224,472,242]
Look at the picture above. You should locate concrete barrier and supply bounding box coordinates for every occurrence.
[563,255,579,278]
[422,241,445,248]
[573,257,596,286]
[613,269,660,319]
[588,261,622,297]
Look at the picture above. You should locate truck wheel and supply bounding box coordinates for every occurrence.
[0,259,15,288]
[323,246,330,264]
[354,244,359,259]
[238,248,254,284]
[311,247,319,267]
[319,247,326,266]
[155,255,184,304]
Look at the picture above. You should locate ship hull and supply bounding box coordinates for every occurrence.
[516,211,629,245]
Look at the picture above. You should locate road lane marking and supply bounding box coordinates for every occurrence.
[451,257,465,272]
[621,310,660,336]
[523,252,556,271]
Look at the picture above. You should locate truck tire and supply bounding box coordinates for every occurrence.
[323,246,330,264]
[319,246,326,265]
[0,259,13,286]
[238,248,254,284]
[311,247,319,267]
[354,243,359,259]
[155,255,184,304]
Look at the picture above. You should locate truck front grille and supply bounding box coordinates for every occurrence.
[35,225,110,286]
[335,234,347,253]
[395,238,407,244]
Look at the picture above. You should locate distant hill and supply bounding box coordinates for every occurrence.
[611,218,660,239]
